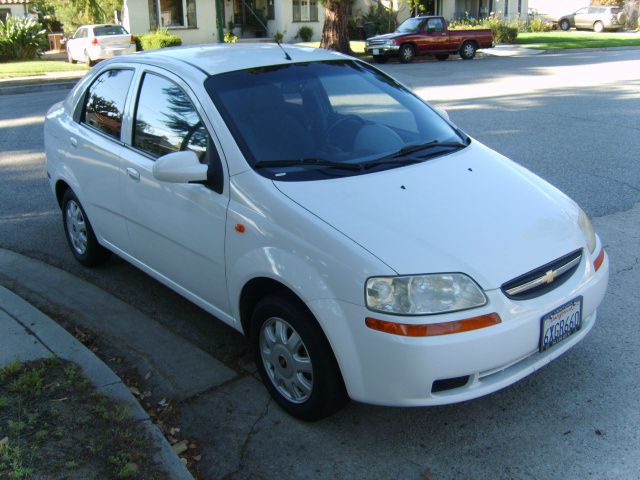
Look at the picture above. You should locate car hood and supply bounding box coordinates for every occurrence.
[273,141,586,290]
[367,32,410,41]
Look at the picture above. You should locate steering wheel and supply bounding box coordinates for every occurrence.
[323,115,366,151]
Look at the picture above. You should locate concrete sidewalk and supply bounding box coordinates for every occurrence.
[0,70,86,95]
[0,285,194,480]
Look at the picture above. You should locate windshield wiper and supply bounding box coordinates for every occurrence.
[253,158,361,171]
[383,140,468,159]
[362,157,422,171]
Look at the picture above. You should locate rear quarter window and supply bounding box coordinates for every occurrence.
[93,26,128,36]
[81,69,134,140]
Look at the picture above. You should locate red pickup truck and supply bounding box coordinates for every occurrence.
[365,16,493,63]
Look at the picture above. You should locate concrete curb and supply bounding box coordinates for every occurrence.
[0,78,80,95]
[0,285,194,480]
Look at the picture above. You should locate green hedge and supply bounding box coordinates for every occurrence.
[0,16,47,61]
[139,32,182,51]
[449,16,518,44]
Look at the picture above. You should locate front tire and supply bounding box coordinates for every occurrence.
[251,295,348,421]
[62,189,110,267]
[593,21,604,33]
[459,41,477,60]
[399,44,415,63]
[560,19,571,31]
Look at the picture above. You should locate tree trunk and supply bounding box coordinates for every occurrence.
[320,0,351,54]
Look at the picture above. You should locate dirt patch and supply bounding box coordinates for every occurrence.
[0,358,169,479]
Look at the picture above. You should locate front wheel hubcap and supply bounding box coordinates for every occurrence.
[65,200,88,255]
[260,317,313,404]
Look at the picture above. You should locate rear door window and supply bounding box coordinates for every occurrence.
[81,69,134,140]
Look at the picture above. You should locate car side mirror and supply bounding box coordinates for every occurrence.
[152,150,208,183]
[435,107,450,121]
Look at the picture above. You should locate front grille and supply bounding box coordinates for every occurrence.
[432,376,470,393]
[501,249,583,300]
[367,40,388,46]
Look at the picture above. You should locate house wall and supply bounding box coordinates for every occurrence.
[528,0,587,19]
[124,0,220,44]
[3,3,29,17]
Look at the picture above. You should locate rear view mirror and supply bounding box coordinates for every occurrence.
[152,151,207,183]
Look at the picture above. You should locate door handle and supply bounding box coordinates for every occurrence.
[126,167,140,182]
[70,137,78,147]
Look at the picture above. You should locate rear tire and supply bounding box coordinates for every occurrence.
[560,19,571,31]
[84,50,95,67]
[399,44,415,63]
[251,294,348,421]
[373,55,388,64]
[62,189,111,267]
[593,21,604,33]
[435,54,449,61]
[459,41,477,60]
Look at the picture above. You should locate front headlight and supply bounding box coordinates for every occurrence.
[578,209,597,254]
[366,273,487,315]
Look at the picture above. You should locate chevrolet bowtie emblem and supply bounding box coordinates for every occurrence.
[543,269,556,284]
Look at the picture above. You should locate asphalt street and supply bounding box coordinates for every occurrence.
[1,49,639,479]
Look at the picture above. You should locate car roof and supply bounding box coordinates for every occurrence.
[127,43,350,76]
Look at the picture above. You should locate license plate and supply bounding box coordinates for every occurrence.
[373,49,379,55]
[539,297,582,352]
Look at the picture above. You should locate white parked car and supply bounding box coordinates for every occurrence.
[44,45,609,420]
[66,24,136,66]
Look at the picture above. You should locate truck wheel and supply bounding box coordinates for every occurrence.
[435,54,449,61]
[560,19,571,31]
[459,41,477,60]
[373,55,388,64]
[251,294,348,421]
[399,44,415,64]
[593,21,604,33]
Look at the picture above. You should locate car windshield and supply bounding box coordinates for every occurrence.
[397,18,424,33]
[93,25,128,36]
[204,60,466,180]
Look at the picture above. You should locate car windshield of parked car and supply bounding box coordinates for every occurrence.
[396,18,424,33]
[93,25,128,36]
[205,60,465,180]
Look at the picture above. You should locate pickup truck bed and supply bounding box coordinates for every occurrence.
[365,16,493,63]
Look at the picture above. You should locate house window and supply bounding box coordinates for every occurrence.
[267,0,275,20]
[158,0,188,27]
[0,8,10,21]
[292,0,318,22]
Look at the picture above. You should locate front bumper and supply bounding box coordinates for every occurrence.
[309,247,609,407]
[365,44,400,57]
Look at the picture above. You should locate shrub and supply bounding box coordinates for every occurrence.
[528,17,553,32]
[482,16,518,43]
[362,4,397,35]
[139,30,182,51]
[273,31,285,43]
[0,16,47,61]
[296,26,313,42]
[224,31,238,43]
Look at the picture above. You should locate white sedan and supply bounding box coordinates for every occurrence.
[66,24,136,66]
[44,44,608,420]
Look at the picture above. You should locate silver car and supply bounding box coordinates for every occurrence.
[558,6,626,33]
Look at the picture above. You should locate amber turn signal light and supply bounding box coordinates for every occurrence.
[365,313,501,337]
[594,248,605,272]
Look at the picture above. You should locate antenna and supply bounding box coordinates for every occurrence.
[240,0,292,61]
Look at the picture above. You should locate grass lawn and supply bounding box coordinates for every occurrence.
[516,31,640,50]
[296,40,366,54]
[0,59,88,79]
[0,358,168,479]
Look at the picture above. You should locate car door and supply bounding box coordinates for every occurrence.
[119,67,231,316]
[573,7,590,28]
[68,67,135,251]
[422,18,448,53]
